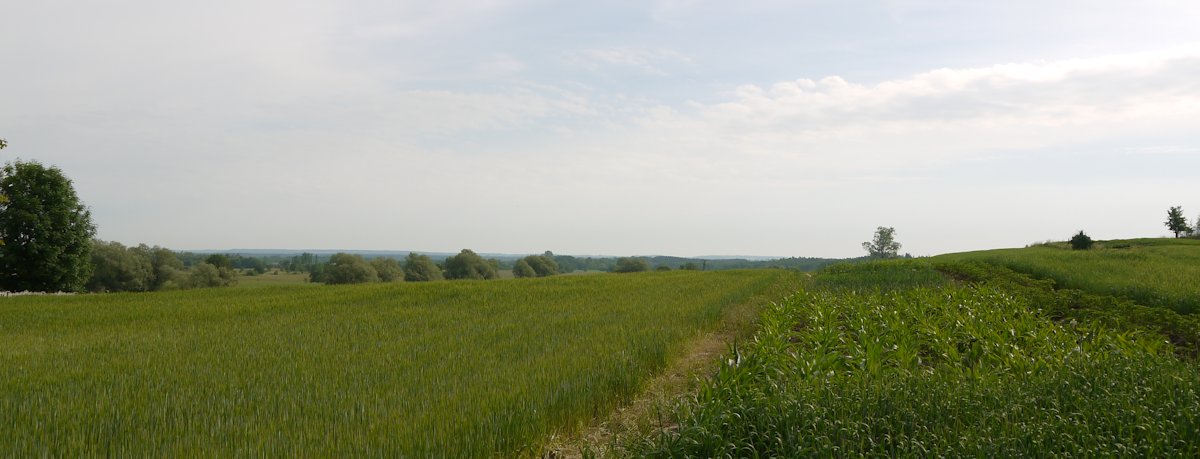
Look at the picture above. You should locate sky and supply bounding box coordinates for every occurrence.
[3,0,1199,258]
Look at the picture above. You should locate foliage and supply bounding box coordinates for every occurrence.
[935,260,1200,358]
[655,265,671,271]
[1069,230,1094,250]
[512,258,536,278]
[630,261,1199,456]
[0,270,792,456]
[937,239,1200,314]
[402,253,443,282]
[1166,206,1190,238]
[443,249,498,280]
[516,254,558,277]
[185,262,237,288]
[88,240,154,292]
[142,245,184,290]
[369,257,403,282]
[322,253,379,285]
[679,262,700,271]
[862,226,901,258]
[0,160,96,292]
[612,257,649,273]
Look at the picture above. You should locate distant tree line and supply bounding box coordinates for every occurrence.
[88,241,238,292]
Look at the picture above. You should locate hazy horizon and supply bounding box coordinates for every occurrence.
[4,1,1198,258]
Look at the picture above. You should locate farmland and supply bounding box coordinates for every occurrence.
[0,270,797,456]
[625,255,1200,456]
[936,238,1200,314]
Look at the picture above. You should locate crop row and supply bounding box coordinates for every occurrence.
[630,262,1200,456]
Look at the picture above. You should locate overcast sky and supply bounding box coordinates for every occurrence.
[3,0,1199,258]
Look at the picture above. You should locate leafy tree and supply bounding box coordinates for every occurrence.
[370,257,404,282]
[87,240,155,292]
[862,226,902,259]
[185,262,237,288]
[613,257,649,273]
[655,265,671,271]
[205,254,233,270]
[1165,206,1190,238]
[403,253,444,281]
[679,262,701,271]
[444,249,499,280]
[520,254,559,277]
[0,161,96,292]
[512,258,537,278]
[1069,231,1094,250]
[323,253,379,284]
[0,139,6,149]
[142,245,184,290]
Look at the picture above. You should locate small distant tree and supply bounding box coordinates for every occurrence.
[444,249,499,280]
[1069,231,1094,250]
[1165,206,1190,238]
[613,257,649,273]
[323,253,379,284]
[370,257,404,282]
[403,253,444,281]
[205,254,233,270]
[679,262,701,271]
[512,258,537,278]
[655,265,671,271]
[862,226,902,259]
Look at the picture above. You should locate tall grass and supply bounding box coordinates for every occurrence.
[937,239,1200,314]
[630,261,1200,456]
[0,270,793,456]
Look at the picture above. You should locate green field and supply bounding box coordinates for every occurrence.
[629,260,1200,456]
[936,238,1200,314]
[1,270,796,456]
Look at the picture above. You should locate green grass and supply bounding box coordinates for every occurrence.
[0,270,795,456]
[627,261,1200,456]
[937,238,1200,314]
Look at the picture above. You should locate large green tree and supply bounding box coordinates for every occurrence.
[1165,206,1190,238]
[403,253,444,281]
[862,226,901,259]
[0,161,96,292]
[444,249,498,280]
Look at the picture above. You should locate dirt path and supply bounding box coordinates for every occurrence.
[537,272,804,458]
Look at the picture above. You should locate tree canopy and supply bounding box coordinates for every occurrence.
[403,253,444,281]
[88,240,154,292]
[0,161,96,292]
[862,226,902,259]
[370,257,404,282]
[444,249,498,280]
[613,257,650,273]
[322,253,379,284]
[512,258,537,278]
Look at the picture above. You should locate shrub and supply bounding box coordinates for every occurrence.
[1070,231,1094,250]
